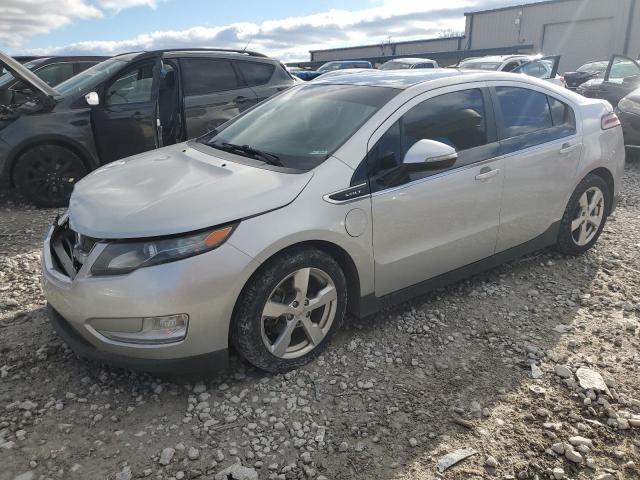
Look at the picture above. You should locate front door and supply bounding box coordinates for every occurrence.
[489,82,582,251]
[92,55,161,164]
[180,57,257,138]
[367,85,504,296]
[599,55,640,106]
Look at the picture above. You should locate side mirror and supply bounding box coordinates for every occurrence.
[402,139,458,171]
[85,91,100,106]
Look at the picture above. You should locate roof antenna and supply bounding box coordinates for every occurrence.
[242,36,253,52]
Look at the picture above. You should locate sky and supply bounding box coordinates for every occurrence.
[1,0,529,62]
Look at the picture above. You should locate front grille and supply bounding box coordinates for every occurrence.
[50,221,97,279]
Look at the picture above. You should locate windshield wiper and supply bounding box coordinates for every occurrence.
[210,141,283,167]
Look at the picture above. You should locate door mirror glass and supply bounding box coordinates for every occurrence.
[85,91,100,106]
[402,139,457,170]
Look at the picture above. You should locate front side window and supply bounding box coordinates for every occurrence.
[182,58,238,95]
[608,56,640,84]
[105,62,154,106]
[236,61,274,87]
[55,56,132,97]
[367,89,489,190]
[201,84,398,170]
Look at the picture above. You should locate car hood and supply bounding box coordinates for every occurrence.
[69,142,314,239]
[0,51,57,100]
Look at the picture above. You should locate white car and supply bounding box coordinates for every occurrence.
[459,54,565,86]
[379,58,439,70]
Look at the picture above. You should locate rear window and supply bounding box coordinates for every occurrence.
[182,58,238,95]
[236,61,274,86]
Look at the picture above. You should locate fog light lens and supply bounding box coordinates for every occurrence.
[95,314,189,345]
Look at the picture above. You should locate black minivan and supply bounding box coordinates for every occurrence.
[0,49,296,206]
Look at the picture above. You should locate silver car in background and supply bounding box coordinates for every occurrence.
[42,69,625,372]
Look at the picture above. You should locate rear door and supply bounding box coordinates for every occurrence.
[599,55,640,106]
[181,57,257,138]
[91,54,161,164]
[489,82,582,251]
[236,60,292,103]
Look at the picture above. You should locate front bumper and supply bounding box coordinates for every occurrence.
[42,221,259,371]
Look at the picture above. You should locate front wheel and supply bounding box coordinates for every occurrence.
[13,144,88,208]
[556,174,609,255]
[231,247,347,372]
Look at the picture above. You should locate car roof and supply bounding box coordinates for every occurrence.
[461,55,529,63]
[312,68,474,89]
[384,58,436,64]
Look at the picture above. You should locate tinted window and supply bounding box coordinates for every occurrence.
[182,58,238,95]
[415,63,434,69]
[35,63,75,86]
[368,89,489,190]
[237,61,274,86]
[105,62,154,105]
[503,61,520,72]
[496,87,552,137]
[201,84,398,170]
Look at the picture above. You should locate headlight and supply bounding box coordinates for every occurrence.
[618,97,640,116]
[91,224,236,275]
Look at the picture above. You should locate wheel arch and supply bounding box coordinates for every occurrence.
[586,166,615,214]
[7,136,98,187]
[233,239,363,326]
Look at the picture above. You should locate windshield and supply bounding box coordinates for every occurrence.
[577,61,607,73]
[0,59,41,88]
[380,61,411,70]
[201,84,398,170]
[55,56,128,97]
[459,61,501,71]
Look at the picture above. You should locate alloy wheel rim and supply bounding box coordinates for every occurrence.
[260,267,337,359]
[571,186,605,246]
[24,150,82,203]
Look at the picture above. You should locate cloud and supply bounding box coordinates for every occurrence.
[10,0,525,61]
[98,0,162,11]
[0,0,102,47]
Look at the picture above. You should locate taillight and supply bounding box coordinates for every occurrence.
[602,112,621,130]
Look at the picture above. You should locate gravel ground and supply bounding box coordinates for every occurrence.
[0,160,639,480]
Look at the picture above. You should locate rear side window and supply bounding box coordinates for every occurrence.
[182,58,238,95]
[548,96,576,128]
[236,61,274,86]
[35,63,74,86]
[496,87,552,137]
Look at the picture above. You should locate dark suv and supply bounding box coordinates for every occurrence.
[0,49,296,206]
[0,56,108,106]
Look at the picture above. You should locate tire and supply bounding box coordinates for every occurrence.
[13,144,88,208]
[556,174,609,255]
[230,247,347,372]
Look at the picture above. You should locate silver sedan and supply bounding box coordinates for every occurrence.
[42,69,625,372]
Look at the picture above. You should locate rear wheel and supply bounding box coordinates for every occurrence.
[231,247,347,372]
[556,174,609,255]
[13,144,87,208]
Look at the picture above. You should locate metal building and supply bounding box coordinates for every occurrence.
[302,0,640,72]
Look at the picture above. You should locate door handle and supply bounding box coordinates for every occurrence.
[132,112,146,121]
[559,142,580,154]
[475,167,500,181]
[235,96,250,104]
